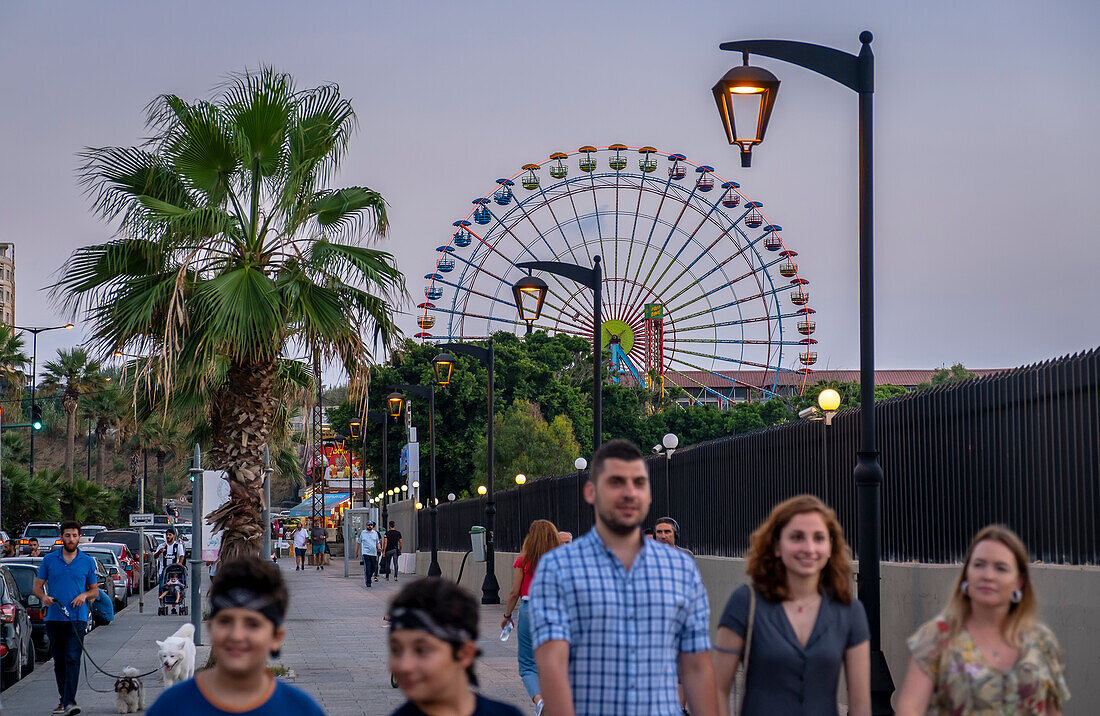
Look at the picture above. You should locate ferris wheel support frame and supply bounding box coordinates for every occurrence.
[517,256,603,450]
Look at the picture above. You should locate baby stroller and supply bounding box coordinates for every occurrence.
[158,563,188,616]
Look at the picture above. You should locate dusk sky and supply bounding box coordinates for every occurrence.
[3,1,1098,385]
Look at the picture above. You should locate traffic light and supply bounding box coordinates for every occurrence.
[31,403,42,431]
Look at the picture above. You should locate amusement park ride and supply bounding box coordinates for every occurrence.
[417,145,817,403]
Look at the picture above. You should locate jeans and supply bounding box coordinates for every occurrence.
[517,600,540,699]
[46,620,84,707]
[363,555,378,585]
[382,552,400,578]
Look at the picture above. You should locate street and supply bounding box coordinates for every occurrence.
[2,561,531,715]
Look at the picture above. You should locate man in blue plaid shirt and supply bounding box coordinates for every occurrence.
[530,439,717,716]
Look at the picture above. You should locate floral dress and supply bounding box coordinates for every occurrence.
[907,618,1070,714]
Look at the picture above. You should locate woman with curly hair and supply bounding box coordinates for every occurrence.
[896,525,1069,715]
[713,495,870,716]
[501,520,561,715]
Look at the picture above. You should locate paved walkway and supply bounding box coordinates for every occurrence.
[2,560,533,715]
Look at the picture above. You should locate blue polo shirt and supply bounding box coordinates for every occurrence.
[37,548,98,623]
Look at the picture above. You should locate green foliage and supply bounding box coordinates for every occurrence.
[57,477,122,525]
[2,463,61,534]
[471,399,580,491]
[929,363,977,386]
[344,332,797,502]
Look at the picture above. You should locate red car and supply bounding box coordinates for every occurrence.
[85,542,141,594]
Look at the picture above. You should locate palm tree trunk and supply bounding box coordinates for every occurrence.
[206,357,278,563]
[156,450,165,512]
[64,397,77,482]
[95,423,107,485]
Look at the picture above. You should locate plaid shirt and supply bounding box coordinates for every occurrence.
[530,527,711,716]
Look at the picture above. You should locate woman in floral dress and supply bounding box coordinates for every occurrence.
[897,525,1069,715]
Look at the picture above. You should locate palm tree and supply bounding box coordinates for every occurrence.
[80,377,126,485]
[40,347,105,482]
[0,325,29,415]
[54,68,404,561]
[141,414,182,512]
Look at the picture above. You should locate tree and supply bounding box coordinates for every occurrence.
[141,414,182,512]
[80,370,126,485]
[57,477,122,526]
[55,68,404,562]
[930,363,977,386]
[40,347,105,482]
[2,465,61,533]
[471,399,580,490]
[0,325,28,405]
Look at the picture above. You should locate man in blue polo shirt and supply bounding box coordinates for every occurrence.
[34,520,99,716]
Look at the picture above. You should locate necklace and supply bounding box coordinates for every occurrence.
[790,595,821,613]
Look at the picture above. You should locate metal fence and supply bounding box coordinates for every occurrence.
[420,347,1099,564]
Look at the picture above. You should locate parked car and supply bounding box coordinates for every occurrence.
[175,523,193,553]
[79,525,109,543]
[86,543,141,594]
[93,531,157,588]
[19,523,59,553]
[81,547,129,609]
[0,564,35,683]
[1,559,50,661]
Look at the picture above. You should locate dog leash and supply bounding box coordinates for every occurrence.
[57,603,161,682]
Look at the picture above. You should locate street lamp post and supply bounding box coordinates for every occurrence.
[513,257,603,450]
[391,382,442,577]
[655,432,679,515]
[438,340,500,603]
[514,474,526,534]
[364,410,393,520]
[715,32,893,712]
[11,323,75,477]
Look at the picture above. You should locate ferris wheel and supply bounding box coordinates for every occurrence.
[416,144,817,401]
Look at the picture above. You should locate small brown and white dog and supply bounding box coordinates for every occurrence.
[114,666,145,713]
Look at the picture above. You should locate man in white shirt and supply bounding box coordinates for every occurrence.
[357,521,380,587]
[292,522,310,571]
[154,527,187,591]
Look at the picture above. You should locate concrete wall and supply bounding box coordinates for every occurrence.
[418,550,1099,713]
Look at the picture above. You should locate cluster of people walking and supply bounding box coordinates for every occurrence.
[58,436,1066,716]
[500,439,1070,716]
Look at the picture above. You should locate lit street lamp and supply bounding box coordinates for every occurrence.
[715,31,893,711]
[653,432,679,515]
[438,339,500,603]
[513,257,603,450]
[392,379,442,577]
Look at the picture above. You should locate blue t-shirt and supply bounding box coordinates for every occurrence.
[36,548,98,623]
[148,677,325,716]
[390,694,523,716]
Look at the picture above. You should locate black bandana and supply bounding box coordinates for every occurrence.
[210,587,285,628]
[388,607,472,644]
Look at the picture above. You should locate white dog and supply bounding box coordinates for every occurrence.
[156,623,196,686]
[114,666,145,713]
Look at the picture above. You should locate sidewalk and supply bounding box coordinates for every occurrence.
[2,560,533,715]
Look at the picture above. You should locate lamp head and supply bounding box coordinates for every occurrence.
[432,352,456,387]
[515,474,526,485]
[511,274,549,328]
[387,392,404,419]
[574,457,588,470]
[349,416,361,438]
[662,432,679,450]
[713,53,780,167]
[477,485,487,495]
[818,388,842,412]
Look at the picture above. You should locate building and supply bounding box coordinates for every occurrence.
[0,244,14,326]
[640,368,1006,407]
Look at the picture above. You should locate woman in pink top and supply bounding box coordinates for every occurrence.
[501,520,561,715]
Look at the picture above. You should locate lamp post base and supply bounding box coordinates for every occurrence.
[427,559,442,577]
[481,572,501,604]
[870,648,895,715]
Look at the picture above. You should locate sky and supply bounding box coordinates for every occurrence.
[2,0,1098,386]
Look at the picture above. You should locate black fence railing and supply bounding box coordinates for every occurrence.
[420,347,1099,564]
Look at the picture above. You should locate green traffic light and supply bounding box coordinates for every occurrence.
[33,421,42,430]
